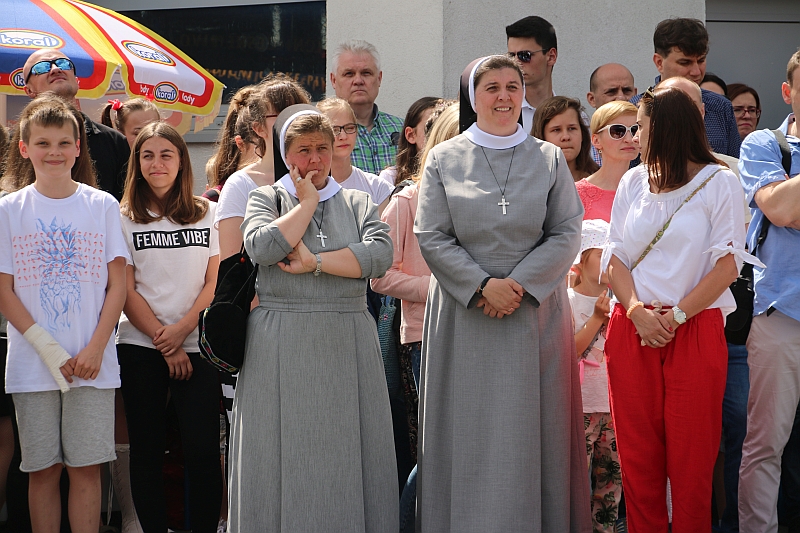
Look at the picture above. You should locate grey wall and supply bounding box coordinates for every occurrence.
[327,0,705,119]
[706,0,800,130]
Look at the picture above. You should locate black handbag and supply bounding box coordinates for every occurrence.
[198,188,281,372]
[724,129,791,344]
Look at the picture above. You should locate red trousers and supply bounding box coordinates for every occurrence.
[605,305,727,533]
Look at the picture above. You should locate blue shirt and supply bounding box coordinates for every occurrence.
[630,76,741,158]
[738,114,800,320]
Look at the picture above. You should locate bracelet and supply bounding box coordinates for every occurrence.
[314,253,322,277]
[626,301,644,319]
[477,277,491,295]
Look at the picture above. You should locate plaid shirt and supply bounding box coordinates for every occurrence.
[630,76,741,158]
[351,106,404,174]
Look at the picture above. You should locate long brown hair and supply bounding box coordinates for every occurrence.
[1,93,96,192]
[121,122,207,225]
[205,85,257,188]
[395,96,440,185]
[641,86,717,191]
[531,96,598,180]
[248,74,311,157]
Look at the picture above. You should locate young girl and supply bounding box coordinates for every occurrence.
[101,97,161,148]
[0,94,128,533]
[203,85,259,202]
[116,122,221,533]
[569,218,619,533]
[317,97,393,213]
[532,96,599,181]
[378,96,440,186]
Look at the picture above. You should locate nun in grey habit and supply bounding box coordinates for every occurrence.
[414,56,592,533]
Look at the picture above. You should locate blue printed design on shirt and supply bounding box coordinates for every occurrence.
[34,217,86,332]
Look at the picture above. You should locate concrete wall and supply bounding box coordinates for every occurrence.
[325,0,444,119]
[328,0,704,118]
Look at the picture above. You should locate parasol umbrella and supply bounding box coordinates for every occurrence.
[0,0,224,126]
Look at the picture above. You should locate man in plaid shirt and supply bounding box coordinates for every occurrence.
[330,39,403,175]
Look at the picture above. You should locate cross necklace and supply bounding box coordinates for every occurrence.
[480,146,516,215]
[312,202,327,247]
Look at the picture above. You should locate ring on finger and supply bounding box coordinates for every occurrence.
[296,177,303,183]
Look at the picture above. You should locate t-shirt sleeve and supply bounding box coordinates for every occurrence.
[601,167,637,271]
[207,203,220,257]
[105,199,131,264]
[118,214,135,266]
[372,174,393,204]
[0,199,11,274]
[214,173,251,227]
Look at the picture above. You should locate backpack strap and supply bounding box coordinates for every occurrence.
[755,129,793,251]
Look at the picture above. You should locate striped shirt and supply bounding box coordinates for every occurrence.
[351,105,404,174]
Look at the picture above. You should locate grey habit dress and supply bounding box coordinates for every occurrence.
[228,183,399,532]
[414,133,592,532]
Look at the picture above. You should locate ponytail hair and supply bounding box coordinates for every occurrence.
[206,85,258,188]
[100,97,160,135]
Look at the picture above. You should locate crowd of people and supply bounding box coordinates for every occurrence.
[0,12,798,533]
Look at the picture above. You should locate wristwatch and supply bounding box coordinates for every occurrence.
[671,306,687,325]
[314,253,322,277]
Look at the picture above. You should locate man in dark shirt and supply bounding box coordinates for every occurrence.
[23,49,130,200]
[629,18,741,158]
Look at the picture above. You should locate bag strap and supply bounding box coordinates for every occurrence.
[580,323,605,360]
[631,167,723,271]
[755,129,793,252]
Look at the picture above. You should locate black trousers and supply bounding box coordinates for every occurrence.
[118,344,222,533]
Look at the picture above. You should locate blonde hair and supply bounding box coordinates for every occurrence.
[413,103,459,183]
[316,97,357,122]
[590,101,638,135]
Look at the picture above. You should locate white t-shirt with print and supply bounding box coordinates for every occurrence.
[117,202,219,352]
[214,169,257,228]
[339,166,392,205]
[568,288,610,414]
[0,184,130,393]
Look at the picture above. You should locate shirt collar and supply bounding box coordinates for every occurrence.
[463,123,527,149]
[780,113,799,140]
[81,112,100,136]
[276,173,342,202]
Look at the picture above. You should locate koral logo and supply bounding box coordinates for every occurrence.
[122,41,175,66]
[0,29,64,50]
[10,68,25,90]
[153,82,178,103]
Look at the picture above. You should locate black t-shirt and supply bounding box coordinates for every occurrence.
[82,113,130,201]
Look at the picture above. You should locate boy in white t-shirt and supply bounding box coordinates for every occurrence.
[0,95,128,532]
[568,219,620,533]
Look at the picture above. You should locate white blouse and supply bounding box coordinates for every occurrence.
[601,163,762,317]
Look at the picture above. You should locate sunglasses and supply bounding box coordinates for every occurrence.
[597,124,639,139]
[507,49,549,63]
[26,58,75,82]
[333,123,357,135]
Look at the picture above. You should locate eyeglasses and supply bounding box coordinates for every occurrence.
[597,124,639,139]
[732,106,761,118]
[507,49,549,63]
[26,58,75,82]
[332,123,357,136]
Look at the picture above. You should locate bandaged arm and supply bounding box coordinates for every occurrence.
[0,273,71,392]
[22,324,71,392]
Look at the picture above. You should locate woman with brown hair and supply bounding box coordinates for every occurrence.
[532,96,598,181]
[727,83,762,141]
[378,96,440,186]
[101,97,161,147]
[116,122,222,533]
[602,86,762,532]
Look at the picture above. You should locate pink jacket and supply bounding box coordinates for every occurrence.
[371,184,430,344]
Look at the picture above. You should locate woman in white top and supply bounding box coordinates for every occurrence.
[116,123,221,533]
[602,86,762,533]
[317,97,392,214]
[214,75,311,260]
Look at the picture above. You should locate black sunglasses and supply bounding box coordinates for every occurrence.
[26,58,75,82]
[507,49,549,63]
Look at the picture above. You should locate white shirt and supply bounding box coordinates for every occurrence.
[601,164,756,318]
[378,166,397,186]
[0,184,130,393]
[214,169,257,228]
[521,99,536,134]
[338,166,393,205]
[568,288,609,413]
[117,203,219,352]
